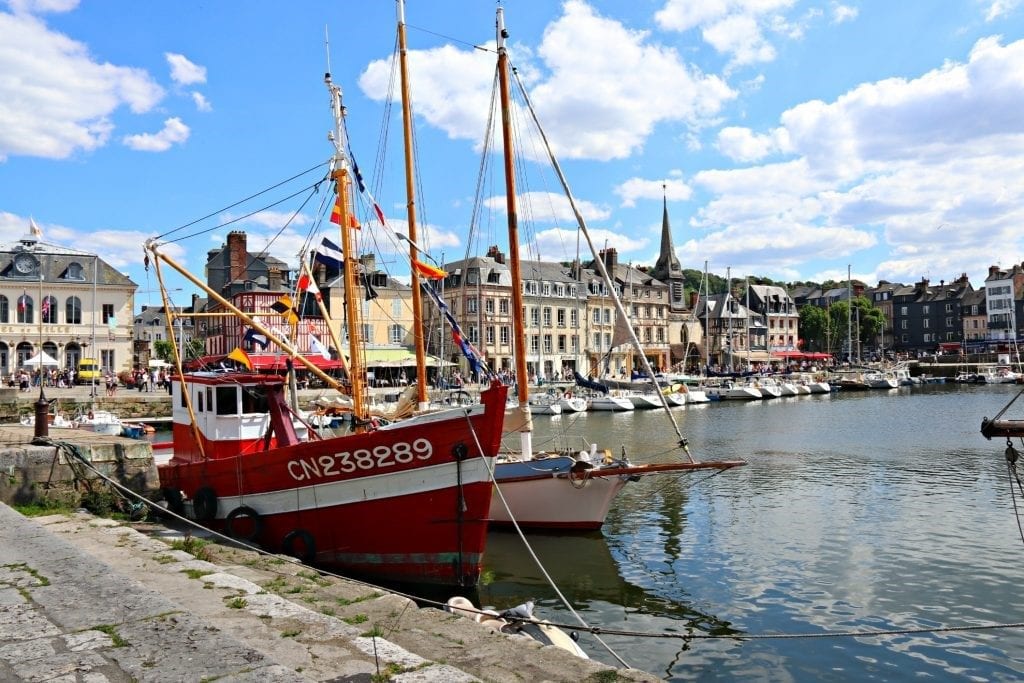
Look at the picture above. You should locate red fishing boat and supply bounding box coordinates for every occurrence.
[158,370,507,586]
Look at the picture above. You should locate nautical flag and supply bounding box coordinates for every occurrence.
[329,198,359,228]
[412,259,447,280]
[29,218,42,238]
[421,283,488,378]
[373,202,386,227]
[18,291,27,313]
[270,294,299,328]
[309,332,331,360]
[362,272,378,301]
[242,327,269,350]
[296,273,322,301]
[313,237,344,270]
[41,296,50,320]
[227,347,252,370]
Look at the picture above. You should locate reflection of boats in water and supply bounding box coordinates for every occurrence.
[480,531,733,634]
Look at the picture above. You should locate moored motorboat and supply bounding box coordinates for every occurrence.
[588,393,635,411]
[75,409,123,435]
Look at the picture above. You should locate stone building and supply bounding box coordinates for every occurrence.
[0,230,136,376]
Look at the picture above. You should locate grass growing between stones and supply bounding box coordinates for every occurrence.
[92,624,129,648]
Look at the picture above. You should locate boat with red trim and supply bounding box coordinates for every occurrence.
[158,369,507,586]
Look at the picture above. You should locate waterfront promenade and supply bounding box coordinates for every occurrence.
[0,503,656,682]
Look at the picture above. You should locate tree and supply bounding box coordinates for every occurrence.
[799,305,832,353]
[153,340,174,363]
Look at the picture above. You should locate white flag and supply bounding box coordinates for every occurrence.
[310,332,331,360]
[29,218,42,238]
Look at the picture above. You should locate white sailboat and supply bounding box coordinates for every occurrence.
[485,7,744,530]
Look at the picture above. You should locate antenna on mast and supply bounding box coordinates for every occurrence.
[324,25,332,77]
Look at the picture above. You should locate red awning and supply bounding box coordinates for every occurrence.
[186,354,345,372]
[771,350,805,358]
[803,352,832,360]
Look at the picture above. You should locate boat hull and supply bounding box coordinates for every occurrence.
[161,380,508,586]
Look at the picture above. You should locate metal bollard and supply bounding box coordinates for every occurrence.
[33,395,49,439]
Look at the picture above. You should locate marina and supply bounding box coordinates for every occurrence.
[475,382,1024,679]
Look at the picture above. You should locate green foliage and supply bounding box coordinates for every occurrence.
[92,624,129,647]
[168,535,211,561]
[226,596,248,609]
[13,498,75,517]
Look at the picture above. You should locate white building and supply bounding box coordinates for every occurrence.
[0,231,137,376]
[983,263,1023,341]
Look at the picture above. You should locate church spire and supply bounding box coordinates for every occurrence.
[652,183,681,280]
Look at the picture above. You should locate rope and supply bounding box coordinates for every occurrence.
[40,438,1024,652]
[462,411,632,669]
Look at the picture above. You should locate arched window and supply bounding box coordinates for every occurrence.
[16,294,33,324]
[42,296,57,324]
[0,295,7,323]
[65,262,85,280]
[65,296,82,325]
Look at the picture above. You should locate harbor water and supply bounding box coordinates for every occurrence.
[478,383,1024,680]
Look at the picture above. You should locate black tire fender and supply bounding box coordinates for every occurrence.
[162,487,185,516]
[281,529,316,564]
[225,506,263,542]
[192,486,218,522]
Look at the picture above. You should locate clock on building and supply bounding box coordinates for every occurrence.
[14,253,37,275]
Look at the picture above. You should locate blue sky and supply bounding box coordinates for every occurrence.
[2,0,1024,311]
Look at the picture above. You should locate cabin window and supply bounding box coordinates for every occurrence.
[242,387,268,414]
[216,386,238,416]
[206,388,212,413]
[197,391,204,412]
[180,385,187,408]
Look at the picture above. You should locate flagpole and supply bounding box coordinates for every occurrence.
[33,242,47,440]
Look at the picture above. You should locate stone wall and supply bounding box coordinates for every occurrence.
[0,395,172,423]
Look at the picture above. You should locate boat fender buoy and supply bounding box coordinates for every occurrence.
[282,529,316,564]
[225,506,263,542]
[87,410,94,420]
[162,487,185,516]
[191,486,218,522]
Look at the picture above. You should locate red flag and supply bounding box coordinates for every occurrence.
[17,291,26,313]
[330,198,360,229]
[373,202,386,226]
[412,259,448,280]
[297,273,322,301]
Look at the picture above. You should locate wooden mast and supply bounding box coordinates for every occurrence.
[397,0,429,411]
[496,6,533,457]
[326,72,366,421]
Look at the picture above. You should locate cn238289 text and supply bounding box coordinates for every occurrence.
[286,438,434,481]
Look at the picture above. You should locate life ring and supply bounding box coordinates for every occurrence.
[162,487,185,516]
[225,506,263,542]
[282,529,316,564]
[191,486,218,522]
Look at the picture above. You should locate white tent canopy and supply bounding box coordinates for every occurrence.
[23,351,59,367]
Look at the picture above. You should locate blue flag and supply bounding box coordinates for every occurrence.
[243,327,269,350]
[313,237,344,270]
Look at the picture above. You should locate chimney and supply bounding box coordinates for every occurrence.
[689,291,699,309]
[599,248,618,271]
[989,265,1001,279]
[359,253,376,273]
[268,266,282,292]
[191,293,200,313]
[227,231,247,283]
[486,245,506,264]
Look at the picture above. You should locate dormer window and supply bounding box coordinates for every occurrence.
[63,261,85,280]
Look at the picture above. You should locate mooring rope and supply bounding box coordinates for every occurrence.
[40,438,1024,651]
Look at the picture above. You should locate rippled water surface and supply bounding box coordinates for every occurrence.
[479,383,1024,681]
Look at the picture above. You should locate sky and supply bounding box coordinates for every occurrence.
[2,0,1024,311]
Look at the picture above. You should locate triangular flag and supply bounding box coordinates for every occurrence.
[330,198,342,225]
[227,347,252,370]
[412,259,447,280]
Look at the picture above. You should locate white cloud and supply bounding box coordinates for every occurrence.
[685,35,1024,284]
[614,177,692,207]
[531,226,649,262]
[191,91,211,112]
[483,191,610,223]
[165,52,206,85]
[716,126,786,161]
[984,0,1023,21]
[359,0,735,163]
[831,3,858,24]
[122,117,190,151]
[221,209,312,231]
[0,10,164,160]
[655,0,798,69]
[6,0,78,14]
[0,211,185,268]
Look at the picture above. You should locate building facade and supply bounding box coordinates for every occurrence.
[0,233,136,377]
